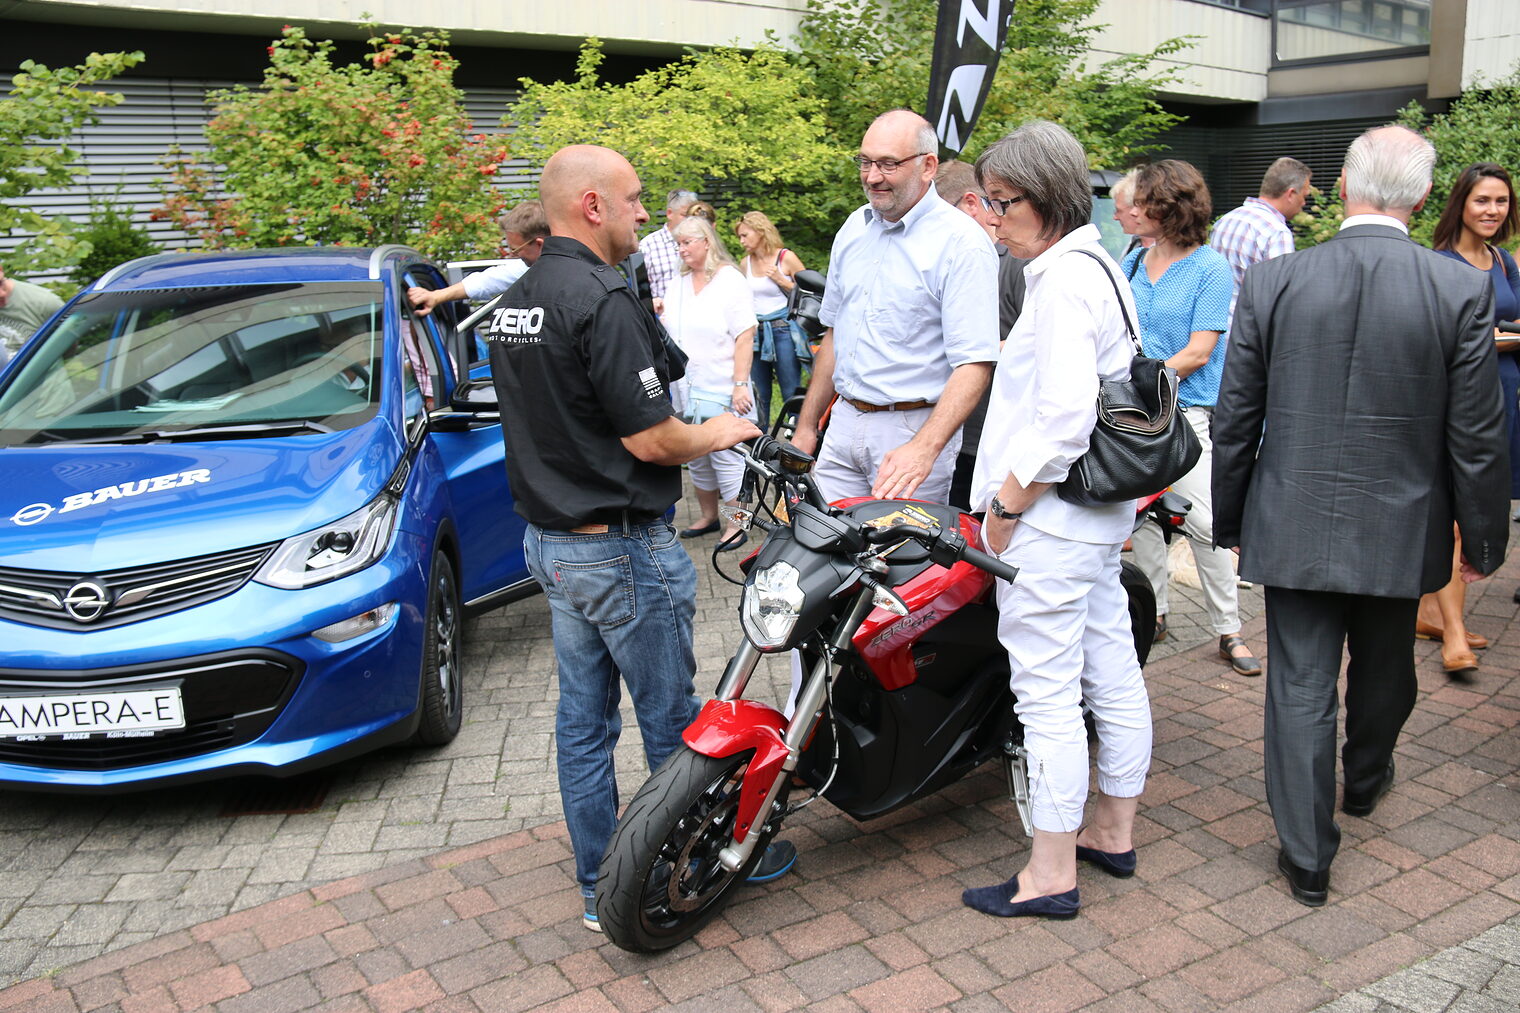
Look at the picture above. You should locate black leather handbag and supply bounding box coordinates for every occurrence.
[1056,248,1202,507]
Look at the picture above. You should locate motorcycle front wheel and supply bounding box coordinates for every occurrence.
[596,746,775,952]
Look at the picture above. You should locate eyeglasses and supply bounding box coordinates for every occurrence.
[854,153,931,174]
[675,237,706,247]
[503,237,537,259]
[978,194,1027,216]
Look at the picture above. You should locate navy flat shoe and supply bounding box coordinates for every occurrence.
[1076,843,1137,879]
[961,874,1080,920]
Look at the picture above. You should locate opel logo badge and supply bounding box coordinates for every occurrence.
[11,503,53,526]
[64,580,112,623]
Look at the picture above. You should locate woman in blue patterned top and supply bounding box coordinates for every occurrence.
[1124,159,1262,677]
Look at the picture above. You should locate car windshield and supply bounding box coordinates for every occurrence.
[0,282,384,446]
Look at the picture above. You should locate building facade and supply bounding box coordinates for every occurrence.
[2,0,1516,272]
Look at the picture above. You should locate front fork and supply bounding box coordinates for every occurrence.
[706,591,878,873]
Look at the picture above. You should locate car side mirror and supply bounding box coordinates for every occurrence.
[450,378,498,410]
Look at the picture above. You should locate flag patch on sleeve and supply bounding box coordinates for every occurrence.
[639,367,662,399]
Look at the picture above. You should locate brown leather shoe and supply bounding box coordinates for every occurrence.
[1415,620,1488,650]
[1442,650,1479,682]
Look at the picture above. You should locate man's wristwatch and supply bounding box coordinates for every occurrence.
[989,496,1022,521]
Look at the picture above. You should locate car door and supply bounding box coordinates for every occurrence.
[402,264,533,612]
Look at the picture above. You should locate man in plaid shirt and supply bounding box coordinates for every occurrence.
[1209,157,1312,320]
[638,189,699,301]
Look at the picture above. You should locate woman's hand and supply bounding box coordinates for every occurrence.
[764,262,792,289]
[982,513,1017,555]
[732,384,754,417]
[652,297,665,316]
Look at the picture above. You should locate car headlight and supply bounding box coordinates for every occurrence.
[740,561,805,651]
[254,495,399,589]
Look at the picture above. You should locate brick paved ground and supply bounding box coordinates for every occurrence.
[0,489,1240,987]
[3,492,1519,1010]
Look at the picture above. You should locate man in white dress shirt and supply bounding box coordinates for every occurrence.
[409,200,548,316]
[792,109,999,504]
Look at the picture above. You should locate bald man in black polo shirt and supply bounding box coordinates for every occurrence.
[483,145,768,931]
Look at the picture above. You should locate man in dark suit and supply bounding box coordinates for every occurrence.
[1212,125,1509,907]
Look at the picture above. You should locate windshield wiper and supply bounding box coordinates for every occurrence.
[36,420,336,445]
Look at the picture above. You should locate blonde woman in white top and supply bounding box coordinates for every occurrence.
[735,211,806,426]
[661,216,758,546]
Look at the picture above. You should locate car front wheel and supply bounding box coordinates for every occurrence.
[414,551,463,745]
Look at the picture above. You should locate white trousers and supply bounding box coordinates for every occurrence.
[994,523,1152,833]
[688,447,746,502]
[812,401,960,504]
[1129,406,1240,635]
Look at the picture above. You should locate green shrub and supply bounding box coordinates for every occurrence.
[68,203,158,287]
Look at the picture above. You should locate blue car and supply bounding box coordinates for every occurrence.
[0,246,534,791]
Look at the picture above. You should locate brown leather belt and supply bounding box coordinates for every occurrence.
[843,397,934,414]
[569,524,610,533]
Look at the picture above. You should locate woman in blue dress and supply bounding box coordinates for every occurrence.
[1124,159,1262,677]
[1421,162,1520,677]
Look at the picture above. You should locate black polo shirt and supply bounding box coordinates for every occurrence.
[484,236,680,530]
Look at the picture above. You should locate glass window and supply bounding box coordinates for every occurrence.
[0,283,384,446]
[1275,0,1429,62]
[1277,0,1430,57]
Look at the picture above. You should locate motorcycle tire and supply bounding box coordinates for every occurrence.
[596,746,777,952]
[1120,559,1157,667]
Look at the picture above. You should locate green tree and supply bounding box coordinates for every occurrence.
[156,26,508,261]
[508,40,847,267]
[793,0,1192,170]
[68,199,160,289]
[1397,63,1520,249]
[1291,63,1520,250]
[0,50,146,278]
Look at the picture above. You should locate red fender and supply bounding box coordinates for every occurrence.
[682,699,790,844]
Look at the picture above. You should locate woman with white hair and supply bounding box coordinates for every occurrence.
[962,119,1153,922]
[661,215,757,547]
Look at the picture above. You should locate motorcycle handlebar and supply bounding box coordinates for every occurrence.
[862,522,1018,583]
[1498,319,1520,335]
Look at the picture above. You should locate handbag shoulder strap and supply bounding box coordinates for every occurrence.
[1071,247,1141,354]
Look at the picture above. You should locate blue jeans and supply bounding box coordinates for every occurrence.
[523,519,701,893]
[751,323,803,429]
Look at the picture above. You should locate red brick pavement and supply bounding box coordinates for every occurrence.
[4,609,1519,1012]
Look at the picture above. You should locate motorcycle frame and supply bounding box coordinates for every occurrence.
[684,587,879,872]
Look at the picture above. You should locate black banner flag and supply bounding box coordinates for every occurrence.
[925,0,1014,159]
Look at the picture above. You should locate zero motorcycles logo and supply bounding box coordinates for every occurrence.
[484,305,545,344]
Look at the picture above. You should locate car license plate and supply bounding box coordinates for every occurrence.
[0,688,186,740]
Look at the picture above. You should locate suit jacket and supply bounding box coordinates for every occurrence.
[1212,223,1509,598]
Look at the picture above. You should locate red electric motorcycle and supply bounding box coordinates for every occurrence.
[595,435,1159,952]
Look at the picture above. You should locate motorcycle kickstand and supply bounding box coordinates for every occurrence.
[1002,739,1035,839]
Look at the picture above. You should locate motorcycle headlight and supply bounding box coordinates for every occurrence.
[740,561,805,651]
[254,495,399,590]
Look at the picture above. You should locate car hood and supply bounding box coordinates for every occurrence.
[0,421,402,572]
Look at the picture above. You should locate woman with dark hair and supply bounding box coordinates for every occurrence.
[734,211,807,426]
[1417,162,1520,675]
[960,120,1152,922]
[1125,159,1262,677]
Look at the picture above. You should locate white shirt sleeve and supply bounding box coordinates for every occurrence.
[719,267,756,339]
[938,237,1000,368]
[1002,263,1105,487]
[461,261,528,300]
